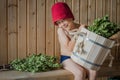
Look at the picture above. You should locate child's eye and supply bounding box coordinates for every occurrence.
[56,20,64,25]
[56,21,59,24]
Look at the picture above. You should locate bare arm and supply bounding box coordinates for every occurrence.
[57,28,76,55]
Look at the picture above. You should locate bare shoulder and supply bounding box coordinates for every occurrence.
[57,28,66,36]
[57,28,63,34]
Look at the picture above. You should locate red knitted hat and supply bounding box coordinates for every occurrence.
[51,2,74,25]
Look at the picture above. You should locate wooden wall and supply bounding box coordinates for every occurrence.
[0,0,120,69]
[0,0,120,80]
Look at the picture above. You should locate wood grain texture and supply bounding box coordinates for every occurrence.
[8,0,18,63]
[18,0,27,59]
[0,0,7,64]
[0,1,120,79]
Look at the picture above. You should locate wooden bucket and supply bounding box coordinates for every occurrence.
[71,27,115,71]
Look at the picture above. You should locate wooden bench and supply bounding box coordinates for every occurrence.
[0,62,120,80]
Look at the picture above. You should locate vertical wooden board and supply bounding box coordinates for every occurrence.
[80,0,88,25]
[54,0,61,58]
[54,26,60,58]
[111,0,117,23]
[96,0,103,18]
[88,0,96,25]
[27,0,30,56]
[72,0,80,23]
[117,0,120,61]
[110,0,117,60]
[8,0,18,62]
[102,0,106,16]
[46,0,55,56]
[0,0,8,64]
[37,0,46,54]
[27,0,37,55]
[65,0,72,9]
[105,0,116,61]
[18,0,27,59]
[117,0,120,24]
[55,0,65,2]
[105,0,111,18]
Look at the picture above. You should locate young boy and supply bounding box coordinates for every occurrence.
[51,2,97,80]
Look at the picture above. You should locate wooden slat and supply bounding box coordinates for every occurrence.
[105,0,111,18]
[55,0,65,2]
[65,0,72,9]
[37,0,46,54]
[72,0,80,23]
[0,69,74,80]
[54,27,60,58]
[18,0,27,59]
[96,0,103,18]
[110,0,118,61]
[0,63,120,80]
[80,0,88,25]
[54,0,64,58]
[88,0,96,25]
[117,0,120,24]
[117,0,120,61]
[27,0,37,56]
[26,0,30,56]
[0,0,7,65]
[102,0,106,16]
[111,0,117,23]
[46,0,55,56]
[8,0,17,62]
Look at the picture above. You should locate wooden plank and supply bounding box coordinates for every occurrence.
[111,0,117,23]
[88,0,96,25]
[26,0,30,56]
[65,0,72,9]
[27,0,37,56]
[18,0,27,59]
[102,0,106,16]
[54,0,62,58]
[117,0,120,24]
[0,63,120,80]
[46,0,55,56]
[72,0,80,23]
[105,0,116,61]
[80,0,88,25]
[37,0,46,54]
[105,0,111,18]
[0,69,74,80]
[0,0,8,65]
[110,0,118,61]
[8,0,18,62]
[96,0,103,18]
[55,0,65,2]
[117,0,120,61]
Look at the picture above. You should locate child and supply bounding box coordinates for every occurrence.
[51,2,97,80]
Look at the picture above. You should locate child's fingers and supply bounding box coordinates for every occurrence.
[79,24,88,30]
[109,31,120,40]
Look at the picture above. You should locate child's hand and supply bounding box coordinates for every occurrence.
[79,24,88,30]
[109,31,120,40]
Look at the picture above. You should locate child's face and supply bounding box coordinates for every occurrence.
[56,18,74,31]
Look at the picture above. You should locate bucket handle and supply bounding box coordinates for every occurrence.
[77,32,87,54]
[69,30,87,54]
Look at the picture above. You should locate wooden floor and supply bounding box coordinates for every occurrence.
[0,62,120,80]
